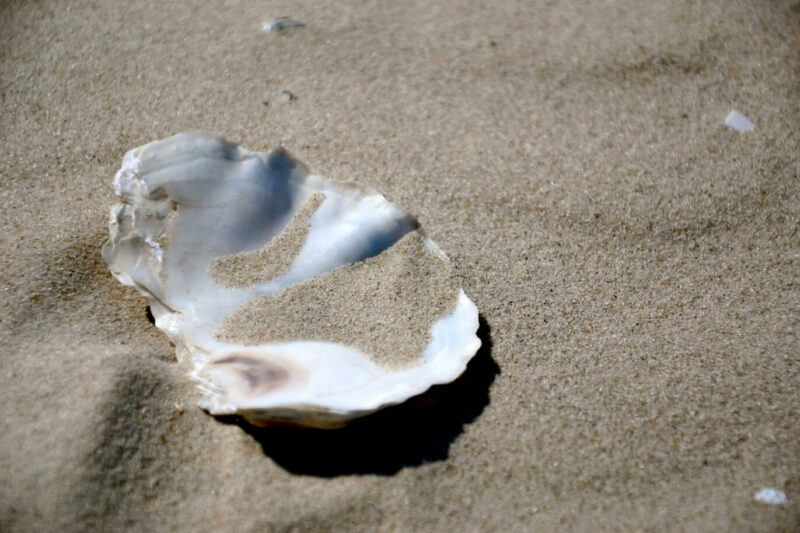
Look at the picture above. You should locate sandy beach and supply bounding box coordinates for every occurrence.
[1,0,798,531]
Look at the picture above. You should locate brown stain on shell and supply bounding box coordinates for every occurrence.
[208,352,306,398]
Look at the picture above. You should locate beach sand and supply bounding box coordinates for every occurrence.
[1,0,798,531]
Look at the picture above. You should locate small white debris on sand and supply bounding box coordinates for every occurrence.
[725,110,754,132]
[261,17,305,33]
[754,488,788,505]
[277,89,295,102]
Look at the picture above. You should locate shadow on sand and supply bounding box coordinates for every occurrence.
[221,315,498,476]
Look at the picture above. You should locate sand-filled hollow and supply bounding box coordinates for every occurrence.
[210,193,325,287]
[217,232,459,368]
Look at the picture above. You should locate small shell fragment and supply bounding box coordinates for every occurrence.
[102,133,481,428]
[724,110,754,132]
[754,488,788,505]
[277,89,295,102]
[261,17,305,33]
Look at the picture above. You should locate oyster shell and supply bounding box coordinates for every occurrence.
[102,132,480,428]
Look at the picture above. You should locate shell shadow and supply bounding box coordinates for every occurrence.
[223,314,498,476]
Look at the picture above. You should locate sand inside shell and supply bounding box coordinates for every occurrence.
[216,231,459,369]
[210,193,324,287]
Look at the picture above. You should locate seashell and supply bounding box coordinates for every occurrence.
[102,132,480,428]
